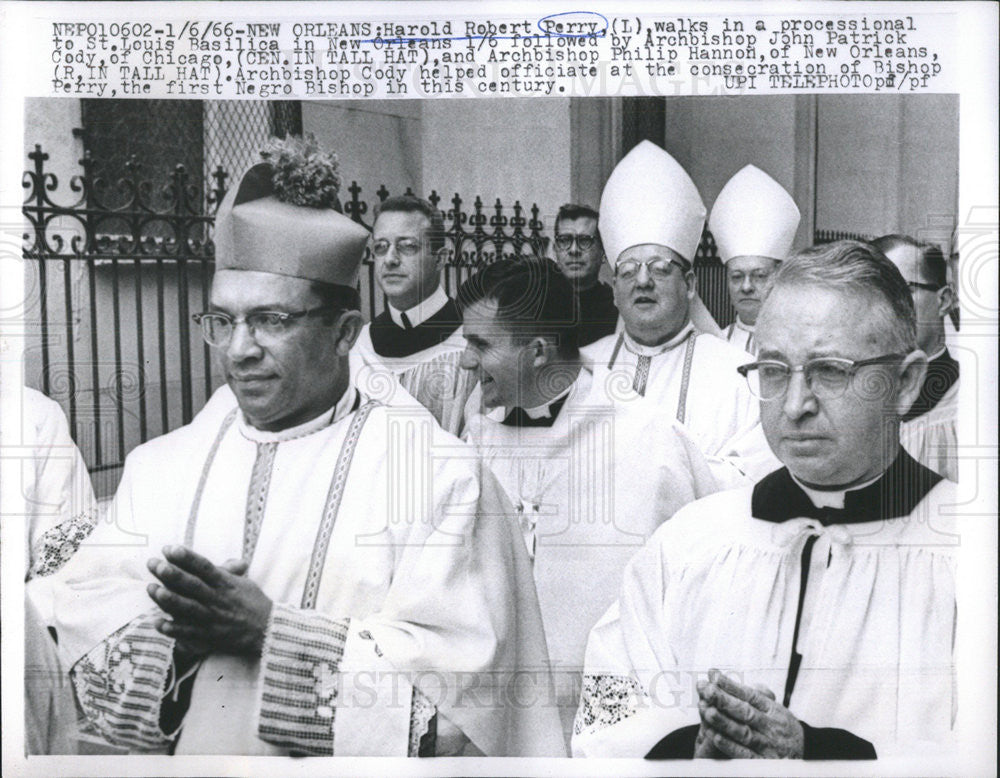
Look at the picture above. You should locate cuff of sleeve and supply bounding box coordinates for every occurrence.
[257,603,350,756]
[801,721,877,760]
[644,724,699,759]
[70,611,175,750]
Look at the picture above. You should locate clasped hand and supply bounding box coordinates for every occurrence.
[146,545,272,658]
[694,668,805,759]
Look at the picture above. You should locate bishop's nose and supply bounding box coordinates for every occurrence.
[459,346,479,371]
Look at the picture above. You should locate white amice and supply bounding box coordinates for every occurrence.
[583,322,779,488]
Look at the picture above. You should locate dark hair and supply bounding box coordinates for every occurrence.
[373,195,446,254]
[870,233,948,289]
[555,203,601,238]
[771,240,917,352]
[308,280,361,318]
[457,258,580,356]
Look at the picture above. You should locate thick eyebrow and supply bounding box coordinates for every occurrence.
[464,333,489,348]
[208,303,296,314]
[372,233,423,242]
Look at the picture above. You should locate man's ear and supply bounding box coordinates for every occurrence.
[334,311,364,356]
[433,245,448,274]
[936,285,955,320]
[685,269,698,300]
[894,349,928,416]
[528,336,551,369]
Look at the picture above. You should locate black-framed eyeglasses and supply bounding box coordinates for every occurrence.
[736,354,906,401]
[906,280,943,293]
[193,306,335,347]
[371,237,424,258]
[554,233,598,252]
[615,257,688,281]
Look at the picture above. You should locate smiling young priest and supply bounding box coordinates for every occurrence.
[457,258,720,747]
[574,241,958,761]
[49,140,563,757]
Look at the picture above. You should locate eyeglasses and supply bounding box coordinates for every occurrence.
[728,270,772,285]
[736,354,905,401]
[615,257,688,281]
[371,237,424,258]
[193,306,334,347]
[906,280,943,293]
[554,233,598,252]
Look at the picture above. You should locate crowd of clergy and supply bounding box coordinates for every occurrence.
[20,135,959,760]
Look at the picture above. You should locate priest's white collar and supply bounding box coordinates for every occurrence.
[388,285,448,329]
[790,470,885,510]
[237,386,359,443]
[733,317,755,334]
[622,321,695,357]
[486,375,579,423]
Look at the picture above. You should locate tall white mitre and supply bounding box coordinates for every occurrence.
[599,140,721,336]
[709,165,801,263]
[599,140,707,265]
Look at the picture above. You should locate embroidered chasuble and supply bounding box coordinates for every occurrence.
[354,294,475,436]
[724,318,757,355]
[573,450,958,759]
[50,386,564,757]
[464,368,720,746]
[899,348,959,482]
[582,323,779,488]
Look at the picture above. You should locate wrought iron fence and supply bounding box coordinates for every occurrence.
[814,228,869,243]
[23,144,792,486]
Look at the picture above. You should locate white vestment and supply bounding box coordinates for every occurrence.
[354,290,474,436]
[463,368,719,744]
[582,323,779,488]
[900,380,958,482]
[724,318,757,355]
[899,349,959,483]
[51,385,564,757]
[573,451,957,759]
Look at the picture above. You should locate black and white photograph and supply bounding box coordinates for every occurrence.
[1,2,996,776]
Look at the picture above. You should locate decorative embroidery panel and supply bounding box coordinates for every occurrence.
[257,603,351,756]
[573,673,645,737]
[243,441,278,562]
[28,510,97,578]
[408,686,437,757]
[70,614,175,750]
[300,401,377,610]
[633,355,652,396]
[184,409,238,546]
[675,335,697,423]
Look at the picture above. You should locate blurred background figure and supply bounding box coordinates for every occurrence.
[872,234,958,481]
[709,165,801,355]
[550,203,619,346]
